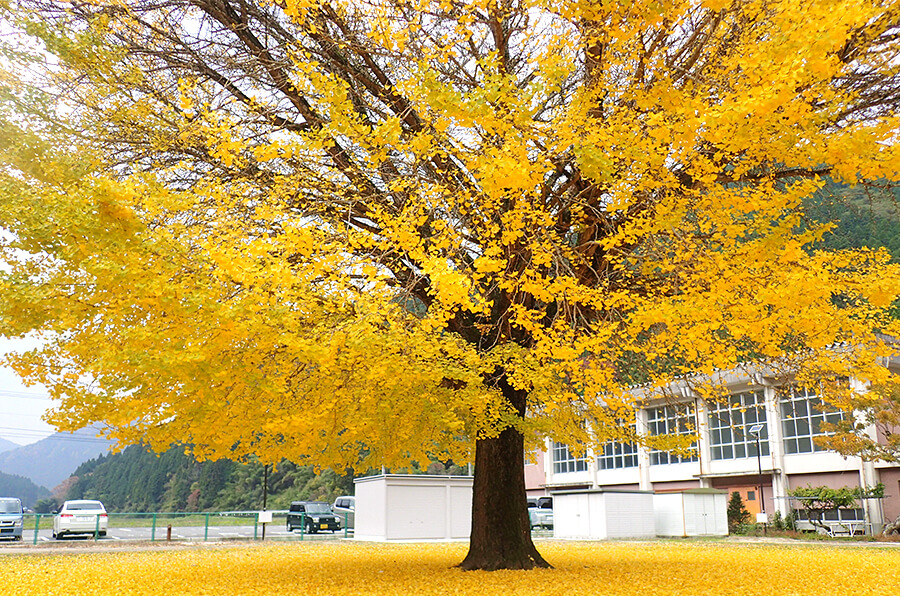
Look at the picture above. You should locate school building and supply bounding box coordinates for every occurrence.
[525,357,900,533]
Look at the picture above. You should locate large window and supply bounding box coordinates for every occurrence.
[708,391,770,460]
[780,386,844,454]
[647,405,698,465]
[552,441,589,474]
[597,428,638,470]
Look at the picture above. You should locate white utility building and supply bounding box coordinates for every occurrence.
[552,488,656,539]
[654,489,729,537]
[353,474,473,541]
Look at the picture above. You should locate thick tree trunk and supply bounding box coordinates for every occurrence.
[459,377,551,571]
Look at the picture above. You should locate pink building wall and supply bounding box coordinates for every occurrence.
[879,468,900,523]
[524,450,547,496]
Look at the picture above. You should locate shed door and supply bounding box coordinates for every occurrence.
[561,493,591,538]
[685,495,713,535]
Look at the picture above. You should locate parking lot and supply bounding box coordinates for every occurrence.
[5,511,354,545]
[13,524,344,543]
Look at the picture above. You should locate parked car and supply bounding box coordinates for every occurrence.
[332,496,355,530]
[53,500,108,539]
[528,496,553,509]
[286,501,341,533]
[527,496,553,530]
[0,497,24,541]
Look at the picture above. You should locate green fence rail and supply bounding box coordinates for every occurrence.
[21,510,354,544]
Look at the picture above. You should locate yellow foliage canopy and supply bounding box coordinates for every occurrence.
[1,0,899,470]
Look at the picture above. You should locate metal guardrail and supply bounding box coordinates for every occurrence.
[22,510,354,545]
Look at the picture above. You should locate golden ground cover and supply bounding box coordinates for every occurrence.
[5,540,898,596]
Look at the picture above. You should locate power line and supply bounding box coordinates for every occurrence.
[0,428,55,437]
[0,436,113,446]
[0,427,115,444]
[0,434,110,444]
[0,390,53,401]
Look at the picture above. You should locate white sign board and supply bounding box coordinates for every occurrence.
[258,511,273,523]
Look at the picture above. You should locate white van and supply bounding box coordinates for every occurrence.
[332,496,355,530]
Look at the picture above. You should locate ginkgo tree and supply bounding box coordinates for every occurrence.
[2,0,900,570]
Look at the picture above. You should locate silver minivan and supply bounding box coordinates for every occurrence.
[0,497,24,541]
[332,496,355,530]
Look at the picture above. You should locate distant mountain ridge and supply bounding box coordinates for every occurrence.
[0,470,50,507]
[0,426,115,490]
[0,436,21,454]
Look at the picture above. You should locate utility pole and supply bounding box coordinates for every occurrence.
[749,424,767,536]
[261,463,269,540]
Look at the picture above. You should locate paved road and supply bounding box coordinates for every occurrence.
[19,525,348,543]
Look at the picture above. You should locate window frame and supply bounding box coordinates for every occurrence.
[552,440,589,474]
[647,404,699,465]
[707,390,770,461]
[779,386,844,455]
[597,423,639,470]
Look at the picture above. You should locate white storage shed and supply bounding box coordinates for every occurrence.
[653,488,729,537]
[353,474,473,541]
[552,488,656,539]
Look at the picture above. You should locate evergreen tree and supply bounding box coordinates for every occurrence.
[727,491,751,534]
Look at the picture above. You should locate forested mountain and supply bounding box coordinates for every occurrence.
[0,426,115,490]
[62,445,357,512]
[0,470,50,507]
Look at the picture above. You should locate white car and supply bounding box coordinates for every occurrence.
[528,496,554,530]
[528,506,554,530]
[332,496,355,530]
[53,500,108,539]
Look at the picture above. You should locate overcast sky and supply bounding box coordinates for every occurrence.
[0,337,57,446]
